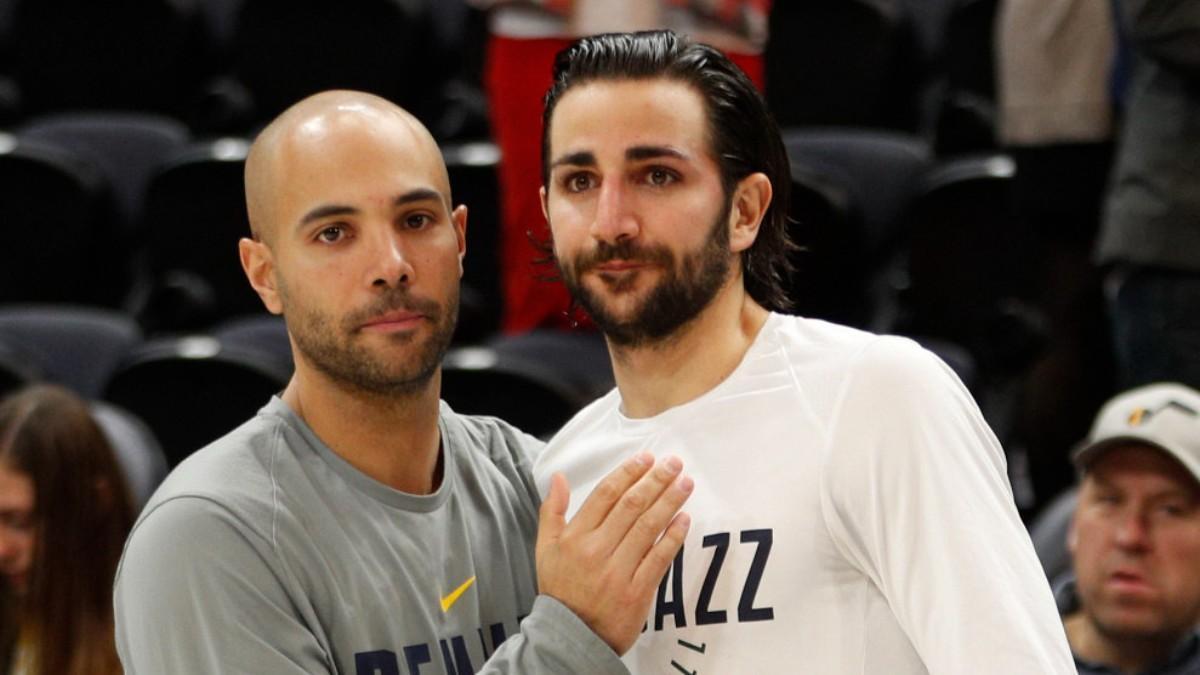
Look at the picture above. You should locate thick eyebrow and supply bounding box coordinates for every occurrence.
[625,145,688,162]
[550,150,596,170]
[298,204,358,228]
[394,187,444,208]
[297,188,447,230]
[549,145,689,172]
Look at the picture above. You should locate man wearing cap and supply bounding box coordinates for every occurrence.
[1062,382,1200,675]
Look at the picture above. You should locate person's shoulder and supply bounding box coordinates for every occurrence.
[137,406,292,529]
[845,333,960,397]
[767,313,882,362]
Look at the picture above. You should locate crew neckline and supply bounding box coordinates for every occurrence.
[615,312,782,432]
[263,396,456,513]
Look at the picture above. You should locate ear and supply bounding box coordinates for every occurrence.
[451,204,468,277]
[239,237,283,314]
[539,185,550,223]
[728,172,772,254]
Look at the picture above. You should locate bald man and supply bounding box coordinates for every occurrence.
[113,91,692,674]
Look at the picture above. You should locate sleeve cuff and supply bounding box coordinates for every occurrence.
[524,595,628,674]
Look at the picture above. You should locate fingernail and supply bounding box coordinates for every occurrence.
[676,513,691,529]
[634,452,653,466]
[678,476,694,493]
[664,456,683,473]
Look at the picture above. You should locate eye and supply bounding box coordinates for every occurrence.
[316,225,346,243]
[645,167,678,187]
[563,172,596,193]
[403,213,433,230]
[1157,502,1191,518]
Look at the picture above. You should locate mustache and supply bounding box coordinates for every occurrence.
[573,239,674,272]
[344,289,442,328]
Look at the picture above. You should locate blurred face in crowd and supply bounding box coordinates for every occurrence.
[0,462,35,594]
[242,93,466,396]
[542,78,758,347]
[1070,444,1200,643]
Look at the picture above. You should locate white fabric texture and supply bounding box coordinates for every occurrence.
[535,313,1076,674]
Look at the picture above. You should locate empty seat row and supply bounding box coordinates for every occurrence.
[0,306,614,467]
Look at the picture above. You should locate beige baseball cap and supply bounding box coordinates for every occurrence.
[1073,382,1200,483]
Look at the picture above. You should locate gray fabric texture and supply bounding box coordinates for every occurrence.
[114,397,625,675]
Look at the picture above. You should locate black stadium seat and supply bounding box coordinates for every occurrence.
[135,138,261,331]
[18,111,190,233]
[102,335,290,467]
[0,135,126,306]
[0,305,142,399]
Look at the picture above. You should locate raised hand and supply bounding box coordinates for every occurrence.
[536,453,693,655]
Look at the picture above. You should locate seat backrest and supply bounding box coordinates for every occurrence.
[786,166,868,326]
[443,141,502,341]
[0,338,40,398]
[902,154,1020,339]
[0,135,126,305]
[0,305,142,399]
[102,335,289,467]
[92,400,168,510]
[211,314,293,376]
[783,129,931,259]
[1028,486,1078,583]
[18,111,190,232]
[138,138,263,331]
[442,344,595,440]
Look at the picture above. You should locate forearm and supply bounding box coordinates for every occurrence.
[479,595,628,675]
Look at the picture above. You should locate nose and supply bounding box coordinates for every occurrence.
[367,227,415,290]
[590,180,640,245]
[1113,511,1152,551]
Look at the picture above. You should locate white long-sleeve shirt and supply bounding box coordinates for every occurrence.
[536,313,1076,674]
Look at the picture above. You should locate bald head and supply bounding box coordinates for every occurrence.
[244,90,450,246]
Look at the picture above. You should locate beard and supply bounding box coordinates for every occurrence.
[281,281,458,398]
[558,207,732,348]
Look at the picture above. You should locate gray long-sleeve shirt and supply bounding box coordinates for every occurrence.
[114,397,625,674]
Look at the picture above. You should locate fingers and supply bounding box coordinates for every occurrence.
[608,468,693,572]
[569,452,654,532]
[632,511,691,591]
[536,473,570,556]
[599,456,685,546]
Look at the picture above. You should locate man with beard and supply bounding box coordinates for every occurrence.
[533,31,1075,673]
[1061,383,1200,675]
[114,90,693,674]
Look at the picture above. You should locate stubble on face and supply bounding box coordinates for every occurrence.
[558,204,732,348]
[280,276,459,398]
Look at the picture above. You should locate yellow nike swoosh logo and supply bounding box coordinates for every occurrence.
[440,576,476,613]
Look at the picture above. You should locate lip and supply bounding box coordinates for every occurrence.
[1106,569,1155,594]
[360,310,426,332]
[593,260,652,273]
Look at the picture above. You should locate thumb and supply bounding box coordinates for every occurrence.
[537,472,570,551]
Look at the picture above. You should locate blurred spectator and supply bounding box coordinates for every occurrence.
[996,0,1119,510]
[1061,383,1200,674]
[0,385,135,675]
[471,0,768,333]
[1098,0,1200,391]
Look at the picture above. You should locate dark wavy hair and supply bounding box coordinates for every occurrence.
[541,29,795,312]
